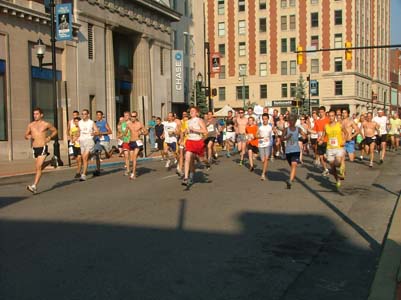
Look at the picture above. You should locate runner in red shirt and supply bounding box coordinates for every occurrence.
[313,106,330,176]
[245,117,259,172]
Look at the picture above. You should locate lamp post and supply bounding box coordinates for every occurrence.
[183,32,196,107]
[204,42,212,111]
[239,65,246,109]
[34,0,63,167]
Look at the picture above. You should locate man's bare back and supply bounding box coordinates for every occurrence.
[342,118,358,141]
[25,120,56,148]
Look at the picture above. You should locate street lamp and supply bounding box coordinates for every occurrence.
[183,32,196,107]
[34,0,63,167]
[239,65,246,110]
[204,42,212,111]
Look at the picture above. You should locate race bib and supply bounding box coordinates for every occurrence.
[207,124,215,132]
[329,137,338,147]
[136,140,143,147]
[100,135,105,141]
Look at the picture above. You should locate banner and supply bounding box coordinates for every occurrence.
[211,52,221,74]
[310,80,319,96]
[56,3,73,41]
[172,50,184,103]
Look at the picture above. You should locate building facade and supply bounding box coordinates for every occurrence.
[205,0,390,115]
[389,49,401,114]
[0,0,179,161]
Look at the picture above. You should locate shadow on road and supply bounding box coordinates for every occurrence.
[0,196,28,209]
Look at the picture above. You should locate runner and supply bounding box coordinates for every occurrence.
[69,116,82,178]
[314,106,330,176]
[204,111,218,164]
[224,110,236,157]
[361,112,380,167]
[126,111,148,179]
[282,114,306,189]
[94,110,113,159]
[389,113,401,151]
[78,109,99,181]
[177,111,189,177]
[235,109,249,165]
[298,115,309,164]
[245,117,259,172]
[163,112,180,170]
[309,111,320,166]
[155,117,165,160]
[257,113,274,180]
[117,111,131,175]
[182,106,208,187]
[275,114,287,159]
[25,108,58,194]
[342,108,360,162]
[373,109,389,163]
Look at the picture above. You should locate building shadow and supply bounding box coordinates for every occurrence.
[0,196,27,209]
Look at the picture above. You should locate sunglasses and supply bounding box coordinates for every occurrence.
[239,112,244,114]
[131,115,137,117]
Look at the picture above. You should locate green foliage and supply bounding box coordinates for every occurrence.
[190,82,208,116]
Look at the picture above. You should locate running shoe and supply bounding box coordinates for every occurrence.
[130,173,136,180]
[260,175,266,181]
[174,159,178,165]
[239,160,243,166]
[322,169,330,176]
[27,185,37,194]
[182,178,188,186]
[339,165,346,179]
[359,155,364,161]
[124,170,129,176]
[176,168,183,177]
[165,160,171,168]
[74,173,81,179]
[369,161,373,168]
[249,166,254,172]
[80,174,87,181]
[336,181,341,190]
[93,170,101,177]
[226,152,231,158]
[286,180,292,189]
[379,159,383,164]
[214,153,218,159]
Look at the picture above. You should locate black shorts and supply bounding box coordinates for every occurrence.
[310,138,318,145]
[247,144,259,153]
[376,134,387,144]
[129,141,144,151]
[204,137,216,145]
[156,138,164,151]
[317,142,327,155]
[32,146,49,158]
[364,136,377,146]
[299,138,308,144]
[286,152,300,165]
[72,146,81,157]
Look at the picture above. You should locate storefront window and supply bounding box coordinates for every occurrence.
[0,60,6,140]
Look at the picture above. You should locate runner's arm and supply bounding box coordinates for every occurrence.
[47,123,58,142]
[24,124,32,140]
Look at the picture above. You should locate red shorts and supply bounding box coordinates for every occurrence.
[122,142,130,151]
[185,139,205,157]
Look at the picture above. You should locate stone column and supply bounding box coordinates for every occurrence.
[105,25,116,137]
[133,35,152,124]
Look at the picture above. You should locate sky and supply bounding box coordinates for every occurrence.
[391,0,401,44]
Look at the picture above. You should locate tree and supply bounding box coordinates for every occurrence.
[190,82,208,116]
[296,74,307,115]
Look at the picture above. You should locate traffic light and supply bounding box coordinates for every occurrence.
[212,88,217,97]
[345,41,352,61]
[297,46,303,65]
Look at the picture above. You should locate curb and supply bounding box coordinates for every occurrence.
[87,156,156,170]
[368,189,401,300]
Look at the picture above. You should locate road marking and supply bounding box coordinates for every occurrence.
[161,174,178,180]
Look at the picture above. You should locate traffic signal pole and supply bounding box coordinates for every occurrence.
[295,44,401,54]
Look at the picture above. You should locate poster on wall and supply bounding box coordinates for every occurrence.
[172,50,184,103]
[211,53,221,74]
[56,3,73,41]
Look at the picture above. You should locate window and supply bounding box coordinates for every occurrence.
[218,22,225,36]
[238,20,246,35]
[334,33,342,48]
[335,10,342,25]
[0,60,6,140]
[334,57,343,72]
[290,83,297,97]
[219,65,226,79]
[160,47,164,75]
[259,0,266,9]
[281,38,287,52]
[219,87,226,101]
[290,37,296,52]
[290,60,297,75]
[335,80,343,95]
[281,61,288,75]
[281,16,287,30]
[311,59,319,73]
[260,84,267,99]
[259,18,267,32]
[238,0,245,12]
[289,15,296,30]
[289,0,295,6]
[311,35,319,49]
[260,40,267,54]
[281,83,288,98]
[218,44,225,56]
[281,0,287,8]
[260,63,267,76]
[88,23,94,60]
[239,42,246,56]
[236,85,249,100]
[311,0,318,4]
[218,0,225,15]
[311,12,319,27]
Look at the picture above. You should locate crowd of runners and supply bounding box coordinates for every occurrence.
[25,106,401,194]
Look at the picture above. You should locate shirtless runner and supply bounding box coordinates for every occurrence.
[127,111,148,180]
[235,109,248,165]
[361,112,380,167]
[342,108,360,162]
[25,107,58,194]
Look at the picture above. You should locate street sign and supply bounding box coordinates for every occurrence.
[272,100,295,107]
[211,53,221,74]
[306,45,317,57]
[172,50,184,103]
[310,80,319,96]
[304,99,320,106]
[56,3,73,41]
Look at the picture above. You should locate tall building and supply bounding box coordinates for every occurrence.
[389,49,401,114]
[0,0,180,161]
[205,0,390,115]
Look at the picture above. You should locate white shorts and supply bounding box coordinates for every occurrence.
[326,148,345,162]
[259,146,272,160]
[225,132,236,142]
[79,139,95,153]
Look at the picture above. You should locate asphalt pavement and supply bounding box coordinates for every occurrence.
[0,151,400,300]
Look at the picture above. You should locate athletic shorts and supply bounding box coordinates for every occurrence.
[247,144,259,153]
[204,137,216,145]
[80,139,95,153]
[317,142,327,156]
[376,134,387,144]
[32,146,49,158]
[186,139,205,157]
[299,138,308,144]
[156,138,164,151]
[259,146,272,160]
[237,134,247,143]
[326,148,345,162]
[165,141,177,153]
[122,142,130,151]
[129,141,144,151]
[98,141,111,152]
[310,138,318,145]
[345,140,355,154]
[72,146,81,157]
[225,132,236,142]
[364,136,376,146]
[286,152,300,165]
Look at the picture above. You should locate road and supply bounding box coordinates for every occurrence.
[0,151,400,300]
